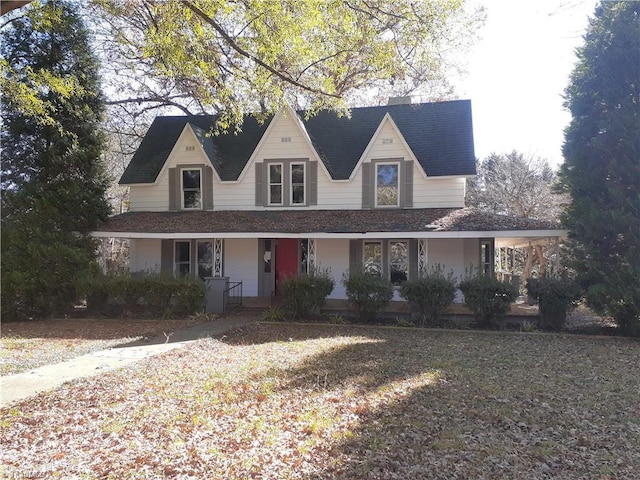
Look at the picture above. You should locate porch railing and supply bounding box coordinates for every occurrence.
[224,281,243,312]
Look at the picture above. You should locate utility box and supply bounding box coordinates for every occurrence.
[205,277,229,314]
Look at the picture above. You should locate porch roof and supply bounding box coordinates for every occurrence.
[93,208,566,241]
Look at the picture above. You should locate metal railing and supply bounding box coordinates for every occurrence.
[224,281,243,312]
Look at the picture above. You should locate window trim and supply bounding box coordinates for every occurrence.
[362,240,384,278]
[360,239,411,285]
[262,159,310,207]
[180,167,203,210]
[267,162,284,206]
[373,160,401,208]
[388,239,410,286]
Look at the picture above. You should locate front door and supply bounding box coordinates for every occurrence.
[275,238,299,295]
[259,239,275,297]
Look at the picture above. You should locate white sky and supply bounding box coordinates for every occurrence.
[454,0,599,167]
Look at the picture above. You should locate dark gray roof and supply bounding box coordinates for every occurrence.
[96,208,560,235]
[120,100,476,184]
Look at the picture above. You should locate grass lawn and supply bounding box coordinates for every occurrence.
[0,316,210,376]
[1,322,639,479]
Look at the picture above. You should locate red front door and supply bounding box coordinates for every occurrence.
[275,238,299,294]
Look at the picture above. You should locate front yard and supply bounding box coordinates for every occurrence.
[1,322,639,479]
[0,316,209,376]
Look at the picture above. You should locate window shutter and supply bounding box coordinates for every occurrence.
[255,163,264,206]
[190,239,197,276]
[361,162,371,209]
[203,166,214,210]
[161,239,173,275]
[308,161,318,206]
[409,239,419,281]
[403,160,413,208]
[349,240,362,275]
[168,168,178,211]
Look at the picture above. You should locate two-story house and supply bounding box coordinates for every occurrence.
[94,99,565,307]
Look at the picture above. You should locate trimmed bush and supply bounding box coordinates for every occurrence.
[280,268,335,319]
[459,275,518,328]
[400,266,456,326]
[82,272,205,317]
[343,272,393,323]
[533,277,581,331]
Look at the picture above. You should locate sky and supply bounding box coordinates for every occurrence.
[454,0,599,167]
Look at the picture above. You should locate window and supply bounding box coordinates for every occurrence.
[361,240,410,285]
[175,241,191,275]
[291,163,305,205]
[389,241,409,285]
[268,164,283,205]
[197,241,213,279]
[363,241,383,277]
[480,239,494,277]
[259,159,313,207]
[182,169,202,209]
[376,163,399,207]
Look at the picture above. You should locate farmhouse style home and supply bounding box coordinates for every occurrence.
[94,99,565,308]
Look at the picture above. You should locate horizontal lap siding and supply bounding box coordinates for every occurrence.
[130,239,162,272]
[224,238,259,296]
[413,177,466,208]
[315,238,350,299]
[129,127,210,211]
[317,168,362,209]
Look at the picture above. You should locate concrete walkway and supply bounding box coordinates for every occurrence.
[0,316,255,408]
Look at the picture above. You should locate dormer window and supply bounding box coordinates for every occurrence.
[268,163,283,205]
[257,159,316,207]
[181,168,202,209]
[376,162,399,207]
[291,163,305,205]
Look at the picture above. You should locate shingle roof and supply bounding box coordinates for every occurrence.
[95,208,559,235]
[119,100,476,184]
[119,115,270,184]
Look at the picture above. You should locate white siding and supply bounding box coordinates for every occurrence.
[129,126,211,212]
[427,239,467,283]
[127,111,467,212]
[224,238,259,296]
[315,238,350,299]
[130,239,161,272]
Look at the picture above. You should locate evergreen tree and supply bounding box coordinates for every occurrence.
[1,0,111,319]
[559,2,640,334]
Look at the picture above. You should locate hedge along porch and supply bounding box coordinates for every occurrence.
[92,208,567,312]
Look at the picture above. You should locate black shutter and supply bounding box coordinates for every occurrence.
[168,168,178,211]
[361,163,371,209]
[255,163,264,206]
[161,239,173,275]
[349,240,362,275]
[203,166,214,210]
[403,160,413,208]
[308,160,318,206]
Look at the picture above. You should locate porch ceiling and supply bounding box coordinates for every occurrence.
[92,208,566,240]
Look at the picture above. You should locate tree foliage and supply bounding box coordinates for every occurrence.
[559,1,640,335]
[466,151,565,223]
[93,0,484,128]
[1,0,110,319]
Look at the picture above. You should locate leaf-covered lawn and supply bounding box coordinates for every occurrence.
[0,317,209,376]
[1,324,639,479]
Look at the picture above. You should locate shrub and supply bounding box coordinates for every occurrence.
[262,306,286,322]
[533,277,581,331]
[82,272,204,317]
[343,272,393,323]
[399,266,456,326]
[279,268,335,319]
[459,275,518,329]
